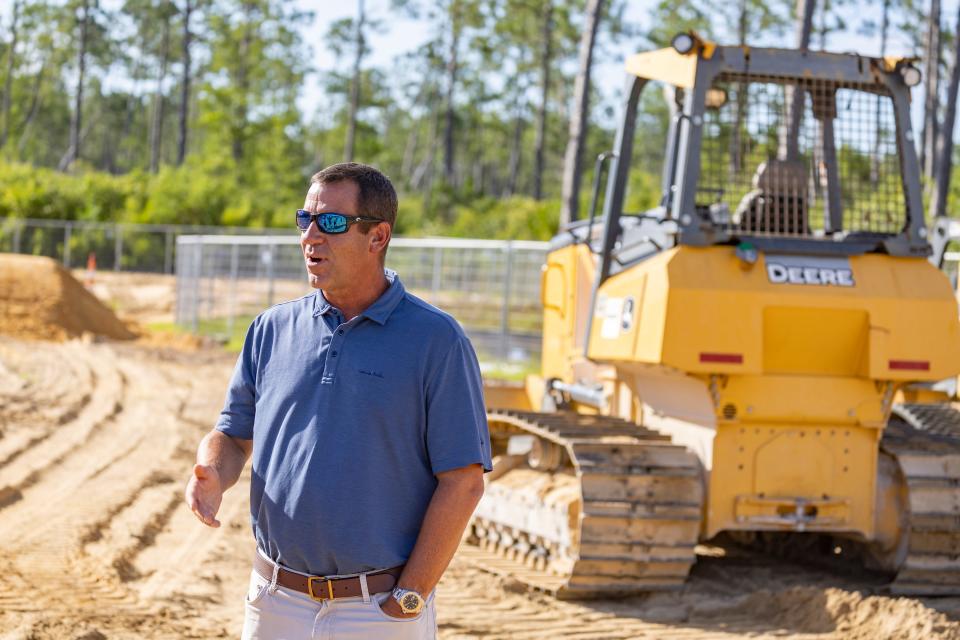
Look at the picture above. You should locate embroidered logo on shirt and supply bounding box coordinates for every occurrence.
[359,369,384,379]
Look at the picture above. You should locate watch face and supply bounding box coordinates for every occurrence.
[401,593,420,611]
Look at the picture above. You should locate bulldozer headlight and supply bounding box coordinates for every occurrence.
[672,33,696,55]
[901,65,921,87]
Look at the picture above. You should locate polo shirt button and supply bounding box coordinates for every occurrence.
[332,350,338,357]
[338,330,344,335]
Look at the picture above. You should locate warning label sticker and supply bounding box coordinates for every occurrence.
[598,295,623,339]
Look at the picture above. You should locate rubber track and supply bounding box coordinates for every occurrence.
[884,403,960,595]
[470,409,704,598]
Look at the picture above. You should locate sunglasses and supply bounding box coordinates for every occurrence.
[296,210,384,234]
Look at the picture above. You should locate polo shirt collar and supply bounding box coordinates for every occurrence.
[313,292,332,317]
[312,269,405,325]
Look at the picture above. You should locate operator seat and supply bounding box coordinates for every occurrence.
[734,159,810,235]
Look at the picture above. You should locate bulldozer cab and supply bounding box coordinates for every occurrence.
[578,38,930,292]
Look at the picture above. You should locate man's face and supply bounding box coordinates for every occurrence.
[300,180,382,292]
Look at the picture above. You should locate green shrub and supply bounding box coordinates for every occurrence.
[449,196,559,241]
[137,156,239,226]
[0,161,87,219]
[0,159,671,245]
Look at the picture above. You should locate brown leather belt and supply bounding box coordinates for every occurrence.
[253,553,403,601]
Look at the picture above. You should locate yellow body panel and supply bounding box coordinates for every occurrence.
[625,49,699,88]
[539,244,960,541]
[541,243,599,383]
[705,376,885,537]
[588,247,960,381]
[896,387,953,403]
[483,379,540,412]
[710,423,878,537]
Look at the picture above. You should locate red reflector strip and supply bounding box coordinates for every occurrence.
[889,359,930,371]
[700,352,743,364]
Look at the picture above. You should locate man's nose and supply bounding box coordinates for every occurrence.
[302,221,326,243]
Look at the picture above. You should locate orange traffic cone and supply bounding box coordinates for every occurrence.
[85,252,97,287]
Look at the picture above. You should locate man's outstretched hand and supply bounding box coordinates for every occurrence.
[186,463,223,528]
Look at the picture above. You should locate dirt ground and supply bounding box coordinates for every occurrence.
[2,261,960,639]
[3,337,960,639]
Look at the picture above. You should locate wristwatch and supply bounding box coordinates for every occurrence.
[391,587,425,614]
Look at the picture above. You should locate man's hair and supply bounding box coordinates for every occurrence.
[310,162,398,231]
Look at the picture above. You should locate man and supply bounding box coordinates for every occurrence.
[185,162,491,639]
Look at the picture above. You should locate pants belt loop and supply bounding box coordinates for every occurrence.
[359,573,370,603]
[268,557,281,594]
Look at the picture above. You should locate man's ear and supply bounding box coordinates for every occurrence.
[368,222,391,255]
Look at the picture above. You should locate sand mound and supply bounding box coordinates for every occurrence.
[0,253,137,341]
[689,586,959,639]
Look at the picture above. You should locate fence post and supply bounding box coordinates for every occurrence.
[500,241,515,362]
[114,223,123,271]
[63,222,72,267]
[175,238,192,327]
[12,221,21,254]
[193,242,202,333]
[164,229,174,275]
[266,242,276,307]
[431,246,443,299]
[174,241,182,325]
[206,244,216,323]
[227,243,239,339]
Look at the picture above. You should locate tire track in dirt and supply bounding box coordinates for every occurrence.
[0,341,96,468]
[137,470,249,594]
[0,343,124,510]
[0,349,190,621]
[434,548,960,640]
[0,341,244,639]
[81,473,183,583]
[130,348,244,587]
[435,561,823,640]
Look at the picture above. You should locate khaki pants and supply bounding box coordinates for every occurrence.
[241,562,437,640]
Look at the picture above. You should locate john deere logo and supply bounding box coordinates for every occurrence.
[765,255,855,287]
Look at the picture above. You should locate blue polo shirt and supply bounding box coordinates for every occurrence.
[215,271,492,576]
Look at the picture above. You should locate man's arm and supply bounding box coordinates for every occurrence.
[184,429,252,528]
[381,463,485,618]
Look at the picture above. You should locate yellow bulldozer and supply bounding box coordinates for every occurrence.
[470,34,960,598]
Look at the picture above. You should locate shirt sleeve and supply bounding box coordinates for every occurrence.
[215,318,259,440]
[424,334,493,475]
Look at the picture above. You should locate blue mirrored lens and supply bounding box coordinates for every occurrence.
[318,214,348,233]
[296,210,312,230]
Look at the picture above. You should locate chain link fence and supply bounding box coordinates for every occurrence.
[175,235,548,364]
[0,217,549,364]
[0,217,294,273]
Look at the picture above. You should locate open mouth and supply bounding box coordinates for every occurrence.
[305,255,324,266]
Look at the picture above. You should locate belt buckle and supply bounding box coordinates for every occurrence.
[307,576,335,601]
